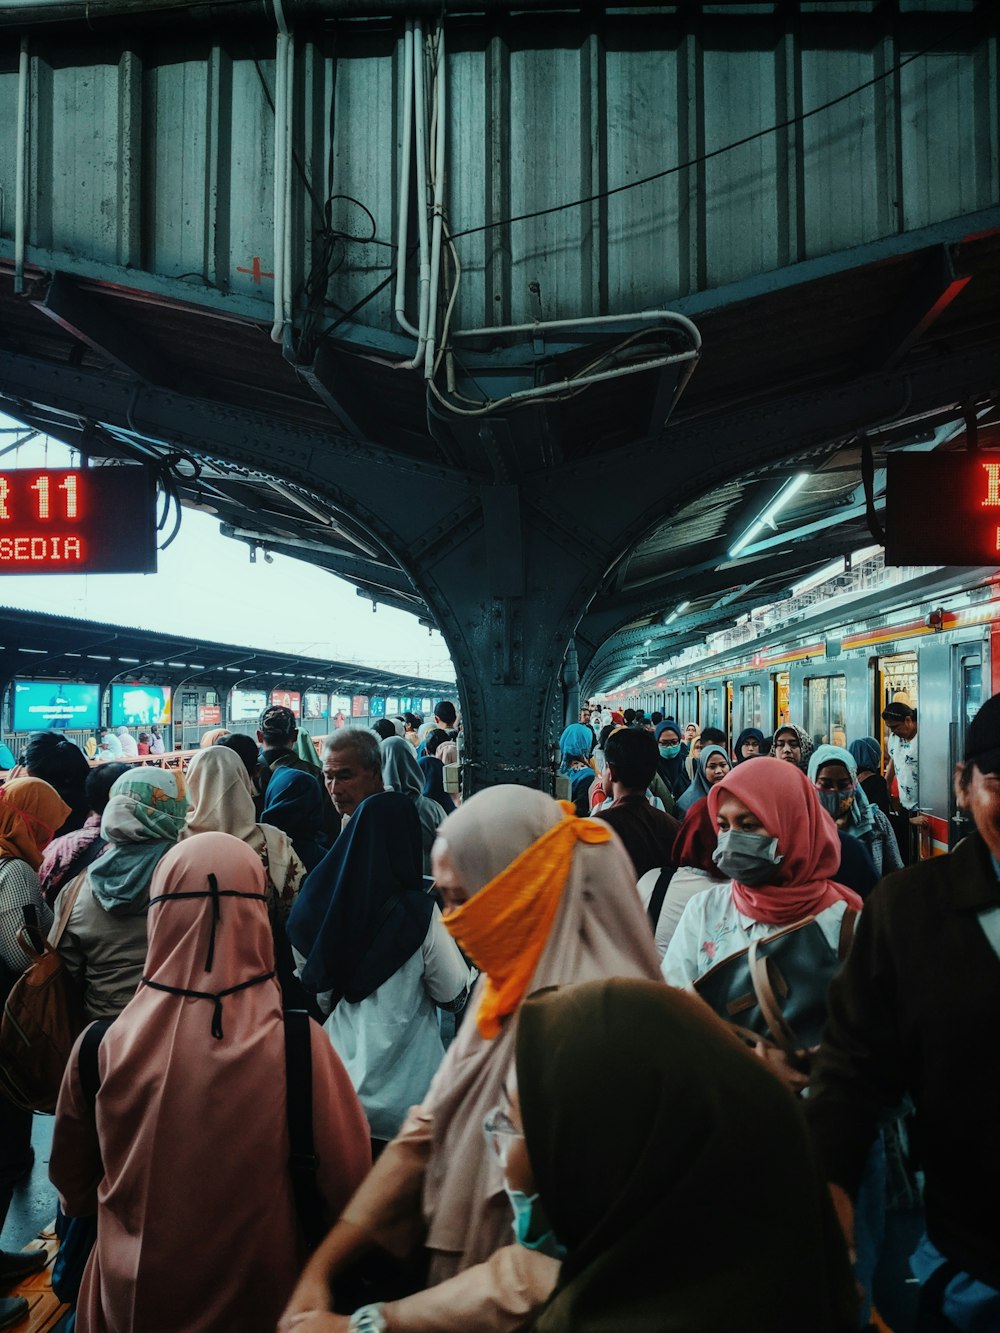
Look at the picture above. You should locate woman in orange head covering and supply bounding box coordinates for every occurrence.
[0,776,70,1266]
[50,832,370,1333]
[280,786,662,1333]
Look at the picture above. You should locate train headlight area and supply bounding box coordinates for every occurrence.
[0,607,455,753]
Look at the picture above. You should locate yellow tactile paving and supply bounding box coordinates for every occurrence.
[2,1231,69,1332]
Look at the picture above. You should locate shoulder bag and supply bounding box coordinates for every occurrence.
[693,909,858,1070]
[0,872,88,1113]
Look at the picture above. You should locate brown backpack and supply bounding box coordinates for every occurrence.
[0,875,86,1113]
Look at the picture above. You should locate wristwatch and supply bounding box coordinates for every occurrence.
[348,1305,388,1333]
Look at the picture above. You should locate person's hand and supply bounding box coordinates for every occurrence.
[753,1041,813,1094]
[281,1316,351,1332]
[910,813,930,827]
[277,1273,334,1331]
[827,1182,857,1266]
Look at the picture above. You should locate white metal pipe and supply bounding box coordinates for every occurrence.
[395,18,431,369]
[281,29,294,336]
[423,25,446,380]
[435,346,699,416]
[270,28,289,343]
[450,308,703,349]
[14,36,28,296]
[393,21,419,339]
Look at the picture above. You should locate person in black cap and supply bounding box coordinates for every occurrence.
[807,691,1000,1331]
[882,693,925,865]
[257,705,339,840]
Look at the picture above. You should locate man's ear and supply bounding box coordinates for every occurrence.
[256,730,264,744]
[953,762,971,810]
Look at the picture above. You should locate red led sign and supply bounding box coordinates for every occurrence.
[886,455,1000,566]
[0,468,157,574]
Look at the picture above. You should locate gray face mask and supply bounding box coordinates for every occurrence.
[712,829,783,885]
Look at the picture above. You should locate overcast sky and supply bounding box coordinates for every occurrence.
[0,416,455,683]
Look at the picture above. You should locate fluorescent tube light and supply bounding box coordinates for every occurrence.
[729,473,810,558]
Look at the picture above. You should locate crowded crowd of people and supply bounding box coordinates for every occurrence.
[0,686,995,1333]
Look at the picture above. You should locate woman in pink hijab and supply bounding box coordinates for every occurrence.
[662,757,862,993]
[49,832,370,1333]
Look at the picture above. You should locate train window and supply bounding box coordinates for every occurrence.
[805,675,847,749]
[740,684,762,730]
[880,653,918,712]
[962,656,982,730]
[702,687,721,731]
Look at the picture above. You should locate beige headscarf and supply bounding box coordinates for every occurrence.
[181,746,304,913]
[421,785,662,1271]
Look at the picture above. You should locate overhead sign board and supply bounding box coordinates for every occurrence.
[886,454,1000,566]
[0,468,157,574]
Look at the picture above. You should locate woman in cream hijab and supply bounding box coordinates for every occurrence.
[182,745,308,1008]
[182,745,305,915]
[280,785,662,1333]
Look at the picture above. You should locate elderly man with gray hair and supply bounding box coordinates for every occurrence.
[322,728,385,830]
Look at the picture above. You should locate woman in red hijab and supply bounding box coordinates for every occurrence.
[661,758,861,989]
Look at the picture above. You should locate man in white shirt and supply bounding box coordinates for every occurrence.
[883,696,925,863]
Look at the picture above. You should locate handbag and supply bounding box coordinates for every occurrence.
[693,909,857,1068]
[0,872,88,1113]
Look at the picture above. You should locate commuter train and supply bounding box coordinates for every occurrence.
[601,563,1000,857]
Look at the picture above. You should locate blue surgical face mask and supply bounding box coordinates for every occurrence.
[712,828,783,886]
[505,1187,567,1260]
[659,742,681,759]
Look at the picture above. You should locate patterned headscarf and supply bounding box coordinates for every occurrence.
[773,723,814,772]
[90,769,188,910]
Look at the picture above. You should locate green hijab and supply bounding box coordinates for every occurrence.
[517,979,858,1333]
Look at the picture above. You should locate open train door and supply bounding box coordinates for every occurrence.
[949,646,984,851]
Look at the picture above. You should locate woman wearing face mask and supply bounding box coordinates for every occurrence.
[652,721,690,803]
[675,745,729,817]
[486,979,858,1333]
[279,787,662,1333]
[661,758,862,1028]
[808,745,902,881]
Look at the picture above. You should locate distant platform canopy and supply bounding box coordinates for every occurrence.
[0,605,456,704]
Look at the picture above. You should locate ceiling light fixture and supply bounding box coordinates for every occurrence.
[664,598,690,625]
[729,473,810,558]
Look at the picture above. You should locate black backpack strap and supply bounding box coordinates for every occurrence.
[283,1009,327,1253]
[79,1019,114,1107]
[647,865,676,932]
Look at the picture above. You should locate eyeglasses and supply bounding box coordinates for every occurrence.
[483,1106,523,1167]
[815,777,855,793]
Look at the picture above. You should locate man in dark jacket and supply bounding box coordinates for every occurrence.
[807,693,1000,1331]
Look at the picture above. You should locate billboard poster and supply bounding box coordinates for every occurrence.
[110,683,172,727]
[270,690,301,717]
[12,680,100,731]
[229,689,267,722]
